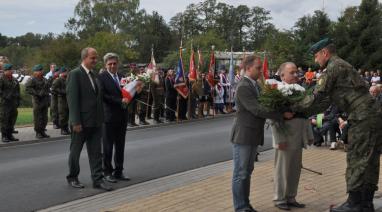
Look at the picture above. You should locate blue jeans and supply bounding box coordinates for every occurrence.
[232,143,258,211]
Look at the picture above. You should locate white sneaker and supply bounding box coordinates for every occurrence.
[330,142,336,150]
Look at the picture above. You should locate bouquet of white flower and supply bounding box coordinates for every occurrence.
[258,79,307,112]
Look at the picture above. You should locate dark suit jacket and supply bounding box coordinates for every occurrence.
[165,76,177,99]
[66,66,103,128]
[98,71,128,124]
[230,77,282,146]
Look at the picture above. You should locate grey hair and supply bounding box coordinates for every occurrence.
[103,52,119,63]
[81,47,91,61]
[278,62,296,77]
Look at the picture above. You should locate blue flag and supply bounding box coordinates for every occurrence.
[174,57,189,98]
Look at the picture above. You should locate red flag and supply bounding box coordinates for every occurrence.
[263,56,269,79]
[189,49,197,82]
[207,50,215,87]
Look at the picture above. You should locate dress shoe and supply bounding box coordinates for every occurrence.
[128,123,139,127]
[61,129,71,135]
[104,175,117,183]
[12,130,18,134]
[68,180,85,188]
[275,203,290,210]
[93,182,113,191]
[113,173,130,181]
[288,201,305,208]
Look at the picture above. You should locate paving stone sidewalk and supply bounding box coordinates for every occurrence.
[39,147,382,212]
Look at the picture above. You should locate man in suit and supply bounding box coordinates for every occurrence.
[165,69,177,122]
[272,62,314,210]
[98,52,131,183]
[230,55,291,212]
[66,47,112,191]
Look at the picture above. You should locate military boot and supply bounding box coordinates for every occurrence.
[361,189,375,212]
[41,131,50,138]
[2,133,11,143]
[8,131,19,141]
[36,132,45,139]
[330,191,362,212]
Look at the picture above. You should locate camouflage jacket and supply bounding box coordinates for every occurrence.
[0,76,20,106]
[51,77,66,97]
[25,77,51,107]
[294,55,380,121]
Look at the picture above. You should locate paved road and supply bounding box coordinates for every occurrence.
[0,117,273,212]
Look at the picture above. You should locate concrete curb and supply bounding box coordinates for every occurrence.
[0,114,234,148]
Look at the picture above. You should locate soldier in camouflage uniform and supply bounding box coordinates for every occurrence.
[25,64,51,139]
[51,67,70,135]
[137,85,150,125]
[49,66,60,129]
[293,38,382,212]
[150,71,165,124]
[0,64,20,142]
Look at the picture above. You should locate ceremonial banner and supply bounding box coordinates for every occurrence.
[174,57,189,99]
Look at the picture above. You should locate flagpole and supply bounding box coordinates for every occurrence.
[187,41,193,120]
[146,45,154,120]
[229,46,233,113]
[211,45,216,118]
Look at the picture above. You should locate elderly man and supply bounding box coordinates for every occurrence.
[98,53,131,183]
[293,38,382,212]
[66,47,112,191]
[272,62,313,210]
[230,55,292,212]
[369,85,382,106]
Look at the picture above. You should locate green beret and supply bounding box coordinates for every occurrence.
[32,64,44,72]
[3,63,12,71]
[309,38,333,54]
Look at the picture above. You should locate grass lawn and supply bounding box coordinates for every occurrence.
[16,108,34,126]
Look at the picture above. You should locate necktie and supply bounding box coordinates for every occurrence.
[88,71,96,91]
[113,74,120,87]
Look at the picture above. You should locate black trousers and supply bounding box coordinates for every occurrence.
[102,121,128,176]
[166,97,176,121]
[67,126,103,184]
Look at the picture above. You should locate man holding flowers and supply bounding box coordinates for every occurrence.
[230,55,293,212]
[271,62,314,210]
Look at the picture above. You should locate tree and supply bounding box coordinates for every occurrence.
[293,10,332,67]
[66,0,141,39]
[348,0,382,69]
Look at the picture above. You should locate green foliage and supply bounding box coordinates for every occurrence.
[15,108,33,126]
[19,84,33,107]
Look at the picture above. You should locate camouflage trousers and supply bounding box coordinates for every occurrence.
[0,104,18,134]
[50,95,59,125]
[346,116,382,192]
[58,96,69,128]
[33,105,48,133]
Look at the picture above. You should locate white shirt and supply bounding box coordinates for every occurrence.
[107,70,120,87]
[371,76,380,83]
[81,63,96,90]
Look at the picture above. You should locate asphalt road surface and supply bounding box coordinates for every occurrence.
[0,117,273,212]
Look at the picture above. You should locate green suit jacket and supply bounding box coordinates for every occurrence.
[66,66,103,128]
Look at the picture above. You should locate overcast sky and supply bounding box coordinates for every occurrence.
[0,0,369,37]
